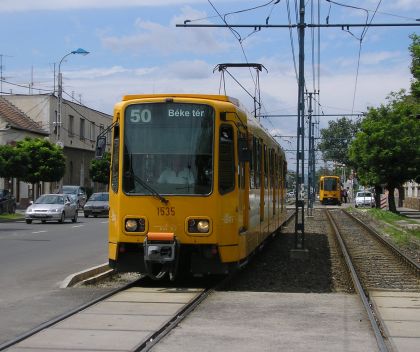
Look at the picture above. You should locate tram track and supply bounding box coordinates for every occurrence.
[1,276,215,352]
[0,276,141,351]
[325,208,420,352]
[2,212,296,352]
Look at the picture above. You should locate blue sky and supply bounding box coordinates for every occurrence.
[1,0,419,165]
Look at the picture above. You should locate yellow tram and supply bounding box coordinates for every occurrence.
[319,175,341,205]
[96,94,288,279]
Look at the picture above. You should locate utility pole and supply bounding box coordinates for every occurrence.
[293,0,306,255]
[56,48,89,145]
[306,91,319,217]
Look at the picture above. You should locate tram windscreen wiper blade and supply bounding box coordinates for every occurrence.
[126,170,169,205]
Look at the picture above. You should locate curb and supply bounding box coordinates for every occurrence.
[60,263,114,288]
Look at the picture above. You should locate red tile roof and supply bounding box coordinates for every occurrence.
[0,96,49,135]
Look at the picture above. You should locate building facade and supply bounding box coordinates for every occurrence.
[403,181,420,210]
[1,94,112,207]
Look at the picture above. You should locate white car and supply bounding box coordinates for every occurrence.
[355,191,375,208]
[25,194,78,224]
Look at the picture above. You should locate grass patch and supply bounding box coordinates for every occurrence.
[0,213,24,221]
[365,208,420,245]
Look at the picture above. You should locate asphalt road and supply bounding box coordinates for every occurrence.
[0,213,113,346]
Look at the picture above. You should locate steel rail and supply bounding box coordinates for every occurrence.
[343,209,420,276]
[137,285,214,352]
[0,276,143,351]
[325,210,388,352]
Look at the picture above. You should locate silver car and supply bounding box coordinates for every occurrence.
[83,192,109,218]
[25,194,78,224]
[62,185,87,209]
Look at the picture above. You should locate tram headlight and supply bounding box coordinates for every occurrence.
[187,218,210,234]
[125,218,146,232]
[197,220,209,233]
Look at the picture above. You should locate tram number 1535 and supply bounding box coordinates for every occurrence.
[157,207,175,216]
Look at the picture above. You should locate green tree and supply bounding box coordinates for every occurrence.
[89,152,110,185]
[0,144,29,180]
[349,92,420,212]
[0,154,5,178]
[409,33,420,99]
[15,138,65,199]
[0,144,29,197]
[318,117,361,166]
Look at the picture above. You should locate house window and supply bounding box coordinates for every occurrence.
[80,118,85,140]
[90,121,95,141]
[68,115,74,137]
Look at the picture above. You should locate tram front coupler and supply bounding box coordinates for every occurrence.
[144,232,180,280]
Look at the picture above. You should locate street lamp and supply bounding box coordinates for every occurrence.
[56,48,89,144]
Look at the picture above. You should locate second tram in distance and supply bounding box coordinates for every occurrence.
[97,94,288,279]
[319,175,341,205]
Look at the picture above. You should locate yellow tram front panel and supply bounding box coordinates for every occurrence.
[105,93,286,276]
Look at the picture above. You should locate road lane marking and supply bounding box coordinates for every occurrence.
[72,225,84,228]
[32,230,47,234]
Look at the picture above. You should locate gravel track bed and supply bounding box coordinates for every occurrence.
[223,210,352,293]
[348,208,420,265]
[329,209,419,292]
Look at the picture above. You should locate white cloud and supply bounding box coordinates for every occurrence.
[67,66,129,79]
[386,0,420,11]
[0,0,206,12]
[100,8,233,56]
[333,50,404,68]
[162,60,213,79]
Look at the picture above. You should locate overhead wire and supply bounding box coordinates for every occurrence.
[207,0,281,122]
[0,79,52,93]
[286,0,299,84]
[325,0,382,114]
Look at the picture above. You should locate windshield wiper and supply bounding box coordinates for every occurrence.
[125,169,169,205]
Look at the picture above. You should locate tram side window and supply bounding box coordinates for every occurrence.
[270,149,275,186]
[111,124,120,193]
[237,131,246,190]
[249,136,255,189]
[254,138,261,188]
[219,125,235,194]
[264,145,268,188]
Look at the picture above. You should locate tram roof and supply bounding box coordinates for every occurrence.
[122,94,240,107]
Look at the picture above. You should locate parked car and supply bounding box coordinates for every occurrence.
[62,185,87,208]
[0,189,16,214]
[83,192,109,218]
[67,193,79,206]
[25,194,78,224]
[355,191,375,208]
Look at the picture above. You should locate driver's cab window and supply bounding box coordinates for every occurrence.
[219,124,235,194]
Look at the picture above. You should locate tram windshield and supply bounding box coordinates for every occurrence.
[123,103,214,195]
[323,177,338,191]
